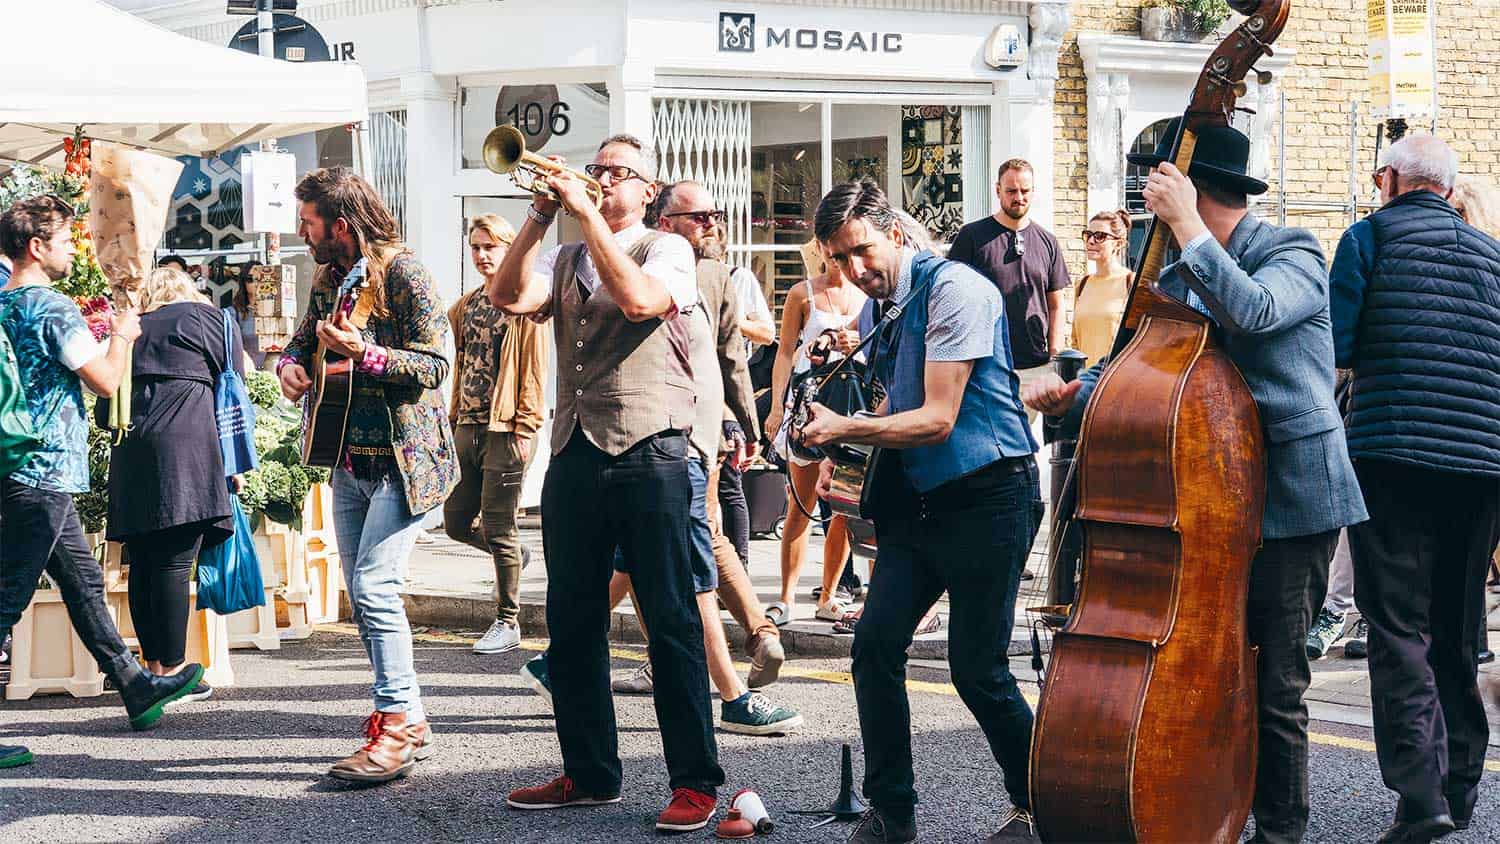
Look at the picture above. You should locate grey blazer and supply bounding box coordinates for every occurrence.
[1065,214,1367,540]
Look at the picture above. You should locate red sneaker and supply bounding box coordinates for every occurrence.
[507,775,622,810]
[656,787,717,832]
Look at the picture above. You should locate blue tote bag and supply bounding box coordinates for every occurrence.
[215,310,257,476]
[197,492,266,615]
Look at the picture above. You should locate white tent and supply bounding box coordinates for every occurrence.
[0,0,367,166]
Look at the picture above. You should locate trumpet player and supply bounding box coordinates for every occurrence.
[488,135,724,834]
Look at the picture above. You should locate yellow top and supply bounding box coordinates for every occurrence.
[1070,268,1132,366]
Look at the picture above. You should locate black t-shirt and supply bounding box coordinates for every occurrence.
[947,217,1071,369]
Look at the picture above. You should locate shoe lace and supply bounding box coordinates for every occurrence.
[549,775,575,800]
[637,663,653,680]
[852,809,887,837]
[358,712,387,752]
[745,693,777,717]
[670,787,711,809]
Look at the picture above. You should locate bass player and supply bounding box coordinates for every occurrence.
[797,180,1042,843]
[1023,122,1367,844]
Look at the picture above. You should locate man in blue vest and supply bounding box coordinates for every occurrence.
[798,180,1042,843]
[1329,133,1500,843]
[1024,122,1368,844]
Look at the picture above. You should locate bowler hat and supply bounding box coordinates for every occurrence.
[1127,117,1268,196]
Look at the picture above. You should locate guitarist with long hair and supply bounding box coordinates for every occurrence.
[277,167,458,784]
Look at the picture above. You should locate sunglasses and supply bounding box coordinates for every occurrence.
[583,163,645,183]
[1371,165,1392,188]
[1014,228,1026,258]
[662,209,727,227]
[1081,229,1120,244]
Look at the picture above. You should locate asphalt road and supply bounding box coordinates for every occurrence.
[2,627,1497,843]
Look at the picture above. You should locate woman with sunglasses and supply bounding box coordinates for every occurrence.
[1070,210,1133,366]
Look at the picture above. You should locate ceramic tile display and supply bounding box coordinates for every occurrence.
[901,105,966,243]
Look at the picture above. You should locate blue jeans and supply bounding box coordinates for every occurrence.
[852,457,1043,817]
[611,457,717,595]
[332,467,426,722]
[542,430,722,796]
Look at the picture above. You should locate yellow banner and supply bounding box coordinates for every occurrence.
[1368,0,1436,120]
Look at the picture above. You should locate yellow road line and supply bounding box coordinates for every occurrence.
[320,623,1500,772]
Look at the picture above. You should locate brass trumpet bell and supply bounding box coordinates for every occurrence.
[481,124,603,208]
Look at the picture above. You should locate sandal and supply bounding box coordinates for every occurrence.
[914,611,943,636]
[833,610,862,635]
[815,600,848,622]
[764,601,791,628]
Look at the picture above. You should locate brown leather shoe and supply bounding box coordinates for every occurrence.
[328,712,416,783]
[407,719,435,761]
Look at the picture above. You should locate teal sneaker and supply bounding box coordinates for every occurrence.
[720,691,803,736]
[0,745,34,769]
[1305,608,1346,660]
[520,653,552,707]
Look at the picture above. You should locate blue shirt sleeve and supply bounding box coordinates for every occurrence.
[1329,220,1374,368]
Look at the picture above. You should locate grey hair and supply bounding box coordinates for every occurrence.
[1378,134,1459,192]
[598,133,658,181]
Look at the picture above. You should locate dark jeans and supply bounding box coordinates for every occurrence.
[540,430,723,795]
[851,457,1043,817]
[1349,459,1497,824]
[123,523,207,667]
[717,459,751,568]
[0,478,143,687]
[444,424,533,624]
[1245,529,1338,844]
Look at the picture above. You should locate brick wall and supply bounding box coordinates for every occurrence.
[1053,0,1500,279]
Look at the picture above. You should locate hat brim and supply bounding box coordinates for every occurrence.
[1127,154,1269,196]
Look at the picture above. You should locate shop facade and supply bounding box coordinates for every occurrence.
[138,0,1076,312]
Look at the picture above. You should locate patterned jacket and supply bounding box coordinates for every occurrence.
[281,252,459,514]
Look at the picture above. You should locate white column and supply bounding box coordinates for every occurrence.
[610,60,656,142]
[1086,71,1130,216]
[1023,0,1071,229]
[400,73,461,305]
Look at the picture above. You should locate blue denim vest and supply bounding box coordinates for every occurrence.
[871,251,1037,493]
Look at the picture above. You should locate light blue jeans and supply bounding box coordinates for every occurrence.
[332,467,426,722]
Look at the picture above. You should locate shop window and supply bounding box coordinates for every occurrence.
[1123,118,1173,266]
[900,105,967,243]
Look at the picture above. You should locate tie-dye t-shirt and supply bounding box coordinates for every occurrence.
[0,283,100,493]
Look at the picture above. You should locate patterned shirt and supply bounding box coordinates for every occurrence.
[0,283,100,494]
[454,291,509,426]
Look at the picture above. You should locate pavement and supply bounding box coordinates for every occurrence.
[403,518,1500,743]
[2,626,1499,843]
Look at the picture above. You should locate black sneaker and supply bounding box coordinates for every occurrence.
[1344,618,1368,659]
[121,664,204,730]
[846,808,916,843]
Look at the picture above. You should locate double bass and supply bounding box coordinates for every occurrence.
[1029,1,1289,841]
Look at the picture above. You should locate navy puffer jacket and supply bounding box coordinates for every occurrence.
[1329,189,1500,477]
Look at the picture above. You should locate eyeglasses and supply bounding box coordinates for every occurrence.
[1371,165,1392,188]
[583,163,645,184]
[1081,229,1120,244]
[662,209,727,227]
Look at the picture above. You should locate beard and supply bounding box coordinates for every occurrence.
[310,238,343,266]
[1002,202,1027,221]
[698,235,727,262]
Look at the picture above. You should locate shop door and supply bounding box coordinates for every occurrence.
[652,99,753,266]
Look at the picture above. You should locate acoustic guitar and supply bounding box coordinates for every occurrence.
[300,258,370,468]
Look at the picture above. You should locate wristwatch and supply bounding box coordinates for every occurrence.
[527,205,555,227]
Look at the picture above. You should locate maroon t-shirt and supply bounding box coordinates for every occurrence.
[947,217,1071,369]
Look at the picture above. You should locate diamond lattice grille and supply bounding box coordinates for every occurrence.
[652,99,752,267]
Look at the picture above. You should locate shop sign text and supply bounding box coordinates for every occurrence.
[718,12,903,54]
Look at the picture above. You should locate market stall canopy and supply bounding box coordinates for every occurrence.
[0,0,367,166]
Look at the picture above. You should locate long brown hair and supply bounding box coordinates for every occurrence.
[295,166,405,318]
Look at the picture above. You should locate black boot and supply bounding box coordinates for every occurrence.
[846,808,917,843]
[120,664,204,731]
[1374,813,1456,844]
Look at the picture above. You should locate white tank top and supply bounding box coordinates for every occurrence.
[794,278,863,373]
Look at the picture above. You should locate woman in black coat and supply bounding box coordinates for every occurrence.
[101,267,242,700]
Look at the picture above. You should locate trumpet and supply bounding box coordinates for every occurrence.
[481,124,603,208]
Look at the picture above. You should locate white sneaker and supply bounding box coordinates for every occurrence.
[473,620,521,655]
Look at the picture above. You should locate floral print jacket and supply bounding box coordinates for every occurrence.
[281,252,459,514]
